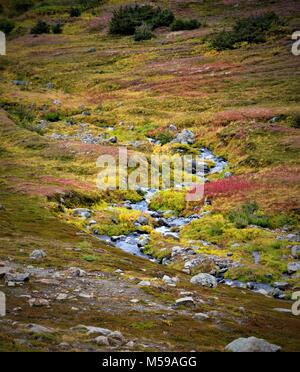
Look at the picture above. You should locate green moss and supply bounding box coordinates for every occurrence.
[149,190,186,215]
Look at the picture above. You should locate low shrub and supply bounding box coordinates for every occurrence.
[134,23,153,41]
[109,5,174,36]
[69,7,81,17]
[210,12,284,50]
[11,0,33,14]
[31,20,51,35]
[43,112,61,122]
[170,19,200,31]
[289,113,300,128]
[51,23,63,34]
[0,18,15,34]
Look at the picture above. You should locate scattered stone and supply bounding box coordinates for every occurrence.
[29,298,50,307]
[87,47,96,53]
[73,325,112,336]
[271,288,285,300]
[108,136,118,144]
[175,297,195,307]
[190,273,218,288]
[56,293,68,301]
[173,129,195,145]
[162,275,178,286]
[26,324,54,334]
[47,82,54,89]
[136,216,149,226]
[67,267,86,277]
[169,124,177,132]
[107,331,126,346]
[73,208,92,218]
[291,245,300,259]
[125,341,135,348]
[273,308,292,314]
[130,299,139,304]
[287,262,300,275]
[0,292,5,316]
[194,313,210,321]
[115,269,123,274]
[95,336,109,346]
[225,337,281,353]
[12,80,27,86]
[30,249,47,260]
[138,281,151,286]
[5,272,30,284]
[78,292,93,299]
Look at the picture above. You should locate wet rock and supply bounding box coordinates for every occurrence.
[291,245,300,259]
[30,249,47,260]
[175,297,195,307]
[225,337,281,353]
[135,216,149,226]
[190,273,218,288]
[287,262,300,275]
[73,208,92,218]
[273,282,289,290]
[108,136,118,144]
[271,288,285,300]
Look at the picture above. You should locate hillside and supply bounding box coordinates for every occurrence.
[0,0,300,352]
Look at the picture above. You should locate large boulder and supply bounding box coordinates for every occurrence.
[190,273,217,288]
[173,129,195,145]
[30,249,47,260]
[225,337,281,353]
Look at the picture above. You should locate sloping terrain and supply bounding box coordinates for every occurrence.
[0,0,300,351]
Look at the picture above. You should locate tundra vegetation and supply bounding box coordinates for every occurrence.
[0,0,299,352]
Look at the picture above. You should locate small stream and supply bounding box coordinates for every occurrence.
[94,147,282,299]
[96,147,227,258]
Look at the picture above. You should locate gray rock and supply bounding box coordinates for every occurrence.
[173,129,195,145]
[30,249,47,260]
[87,47,96,53]
[95,336,109,346]
[136,216,149,226]
[12,80,27,86]
[225,337,281,353]
[273,282,289,290]
[194,313,210,321]
[73,325,112,336]
[26,324,55,334]
[291,245,300,259]
[29,298,50,307]
[271,288,285,300]
[138,280,151,286]
[169,124,177,132]
[73,208,92,219]
[108,331,126,346]
[67,267,86,277]
[287,262,300,275]
[47,82,54,89]
[162,275,178,286]
[5,272,30,284]
[108,136,118,144]
[175,297,195,307]
[190,273,217,288]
